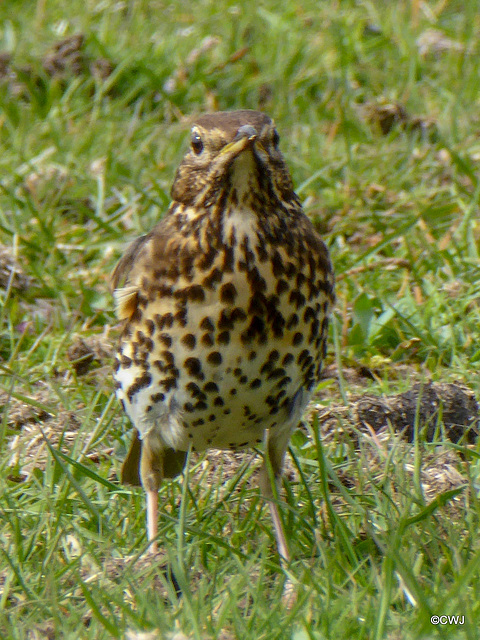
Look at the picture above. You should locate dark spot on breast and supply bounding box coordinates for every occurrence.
[301,356,314,371]
[248,350,257,361]
[201,333,214,347]
[285,262,296,278]
[186,381,206,399]
[304,306,316,323]
[256,243,268,262]
[217,331,230,345]
[248,293,266,316]
[155,313,174,330]
[292,332,303,346]
[220,282,237,304]
[153,283,174,298]
[200,317,215,332]
[151,392,165,402]
[240,316,265,344]
[213,396,224,406]
[174,307,188,327]
[309,318,320,339]
[296,273,306,288]
[120,355,132,368]
[222,247,235,272]
[282,353,294,366]
[198,247,217,270]
[208,414,216,422]
[260,361,273,375]
[192,418,205,426]
[161,377,177,391]
[174,284,205,303]
[127,372,152,401]
[161,350,175,365]
[181,254,195,280]
[203,267,223,289]
[181,333,196,349]
[184,357,204,379]
[204,381,219,393]
[298,349,310,364]
[239,375,248,384]
[286,313,299,329]
[145,319,155,335]
[184,402,195,412]
[267,367,286,380]
[207,351,222,365]
[271,251,284,276]
[250,378,261,389]
[289,290,306,309]
[247,266,267,293]
[276,376,292,388]
[276,279,289,295]
[230,388,237,395]
[268,349,280,362]
[159,333,172,347]
[231,308,248,323]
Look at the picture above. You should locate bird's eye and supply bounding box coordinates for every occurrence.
[272,130,280,147]
[191,133,204,155]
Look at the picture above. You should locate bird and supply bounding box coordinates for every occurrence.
[112,109,334,568]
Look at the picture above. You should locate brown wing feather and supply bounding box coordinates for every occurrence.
[111,234,149,290]
[111,213,192,321]
[111,235,150,319]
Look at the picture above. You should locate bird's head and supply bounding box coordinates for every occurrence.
[170,110,296,209]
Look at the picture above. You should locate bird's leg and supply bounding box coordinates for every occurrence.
[260,428,298,608]
[260,428,297,608]
[146,489,159,554]
[259,428,292,563]
[267,493,291,563]
[140,432,165,555]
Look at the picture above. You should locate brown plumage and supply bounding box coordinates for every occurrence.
[112,109,334,571]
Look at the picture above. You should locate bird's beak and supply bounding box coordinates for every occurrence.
[220,125,258,157]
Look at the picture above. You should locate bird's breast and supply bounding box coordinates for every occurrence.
[114,220,331,453]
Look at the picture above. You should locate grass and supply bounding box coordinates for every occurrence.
[1,0,480,637]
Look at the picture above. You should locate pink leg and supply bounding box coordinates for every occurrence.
[260,428,297,608]
[268,500,291,563]
[146,489,158,553]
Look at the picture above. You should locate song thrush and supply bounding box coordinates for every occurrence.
[112,110,334,565]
